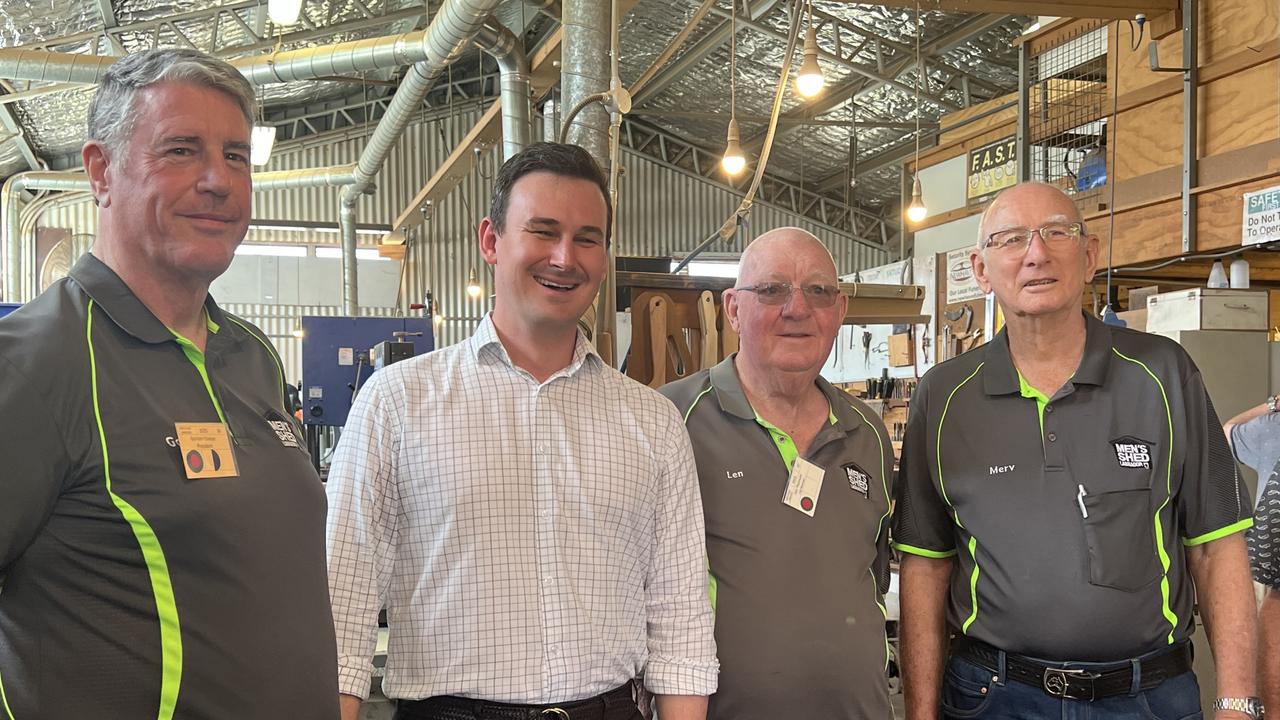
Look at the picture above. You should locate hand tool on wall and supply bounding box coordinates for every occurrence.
[649,295,668,387]
[698,291,718,370]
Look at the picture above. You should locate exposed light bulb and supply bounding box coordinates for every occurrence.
[466,267,482,299]
[267,0,304,25]
[906,175,928,223]
[721,117,747,175]
[795,25,825,98]
[250,125,276,166]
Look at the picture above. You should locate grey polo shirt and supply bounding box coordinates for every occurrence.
[894,313,1252,662]
[0,254,339,719]
[661,356,894,720]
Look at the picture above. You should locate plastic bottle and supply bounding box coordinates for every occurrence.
[1230,257,1250,289]
[1207,261,1229,289]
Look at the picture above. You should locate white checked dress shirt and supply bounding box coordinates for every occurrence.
[326,315,718,703]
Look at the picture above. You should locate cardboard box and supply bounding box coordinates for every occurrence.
[888,333,914,367]
[1116,308,1147,332]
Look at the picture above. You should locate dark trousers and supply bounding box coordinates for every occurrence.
[941,651,1202,719]
[394,684,643,720]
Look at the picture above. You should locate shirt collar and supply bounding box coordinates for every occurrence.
[69,253,227,345]
[982,311,1112,395]
[708,353,861,431]
[469,313,601,378]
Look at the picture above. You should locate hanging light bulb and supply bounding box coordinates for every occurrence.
[795,24,825,98]
[721,117,747,175]
[267,0,304,26]
[250,125,276,166]
[466,267,482,299]
[906,174,928,223]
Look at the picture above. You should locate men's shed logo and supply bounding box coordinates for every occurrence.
[844,463,870,498]
[1112,436,1152,469]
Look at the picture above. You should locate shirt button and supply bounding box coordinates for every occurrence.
[1044,405,1053,414]
[776,436,787,444]
[1047,432,1057,442]
[543,576,553,585]
[540,509,551,518]
[537,443,548,454]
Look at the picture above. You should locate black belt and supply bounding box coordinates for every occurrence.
[953,638,1193,701]
[396,683,636,720]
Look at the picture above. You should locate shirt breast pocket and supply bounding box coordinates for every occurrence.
[1081,487,1160,592]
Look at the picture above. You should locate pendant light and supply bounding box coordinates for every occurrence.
[722,0,747,175]
[795,1,824,99]
[906,0,928,224]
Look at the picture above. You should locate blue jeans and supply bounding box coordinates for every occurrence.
[940,651,1203,720]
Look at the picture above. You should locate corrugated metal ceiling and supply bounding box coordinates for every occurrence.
[0,0,1030,213]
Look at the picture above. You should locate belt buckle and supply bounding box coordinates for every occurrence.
[540,709,571,720]
[1042,668,1096,701]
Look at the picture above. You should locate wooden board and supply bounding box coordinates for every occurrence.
[1112,61,1280,182]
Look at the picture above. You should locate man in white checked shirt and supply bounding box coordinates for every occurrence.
[326,142,719,720]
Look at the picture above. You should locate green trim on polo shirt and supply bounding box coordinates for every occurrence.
[1183,518,1253,547]
[892,543,959,559]
[89,300,184,720]
[1112,348,1179,645]
[938,363,986,635]
[1017,371,1050,439]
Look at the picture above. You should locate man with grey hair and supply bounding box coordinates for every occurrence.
[0,48,339,718]
[895,182,1258,719]
[661,227,896,719]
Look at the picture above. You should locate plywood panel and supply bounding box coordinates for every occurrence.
[1111,59,1280,182]
[1091,173,1280,267]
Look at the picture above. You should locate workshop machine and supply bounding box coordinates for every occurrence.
[0,303,20,319]
[299,315,433,473]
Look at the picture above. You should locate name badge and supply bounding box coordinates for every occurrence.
[782,457,824,517]
[174,422,239,479]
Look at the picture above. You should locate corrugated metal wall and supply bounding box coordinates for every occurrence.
[37,106,889,348]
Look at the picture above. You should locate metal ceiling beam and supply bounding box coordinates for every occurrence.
[631,108,938,129]
[822,0,1175,20]
[709,6,963,113]
[91,0,126,54]
[814,132,936,193]
[630,0,786,108]
[24,1,423,59]
[741,12,1013,153]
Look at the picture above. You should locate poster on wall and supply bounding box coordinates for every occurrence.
[944,247,984,304]
[967,136,1017,202]
[1243,184,1280,247]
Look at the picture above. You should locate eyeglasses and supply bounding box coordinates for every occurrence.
[735,282,841,308]
[983,222,1085,254]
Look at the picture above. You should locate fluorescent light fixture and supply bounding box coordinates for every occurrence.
[250,125,276,166]
[671,260,740,278]
[314,247,391,261]
[267,0,304,26]
[234,243,307,257]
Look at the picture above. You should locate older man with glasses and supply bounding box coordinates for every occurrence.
[894,182,1259,720]
[661,227,896,720]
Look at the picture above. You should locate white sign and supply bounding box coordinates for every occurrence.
[1243,185,1280,247]
[944,247,984,304]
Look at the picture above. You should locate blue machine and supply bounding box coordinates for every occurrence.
[300,315,433,428]
[0,303,20,319]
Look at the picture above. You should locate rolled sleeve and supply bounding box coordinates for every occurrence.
[1179,371,1253,546]
[892,381,958,559]
[326,372,401,699]
[1231,413,1280,478]
[643,403,719,696]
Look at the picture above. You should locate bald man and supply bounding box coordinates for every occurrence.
[661,228,896,720]
[895,182,1258,720]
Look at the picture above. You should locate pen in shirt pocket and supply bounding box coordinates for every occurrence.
[1077,484,1088,519]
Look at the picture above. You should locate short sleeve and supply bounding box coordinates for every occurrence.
[1179,371,1253,546]
[891,381,958,558]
